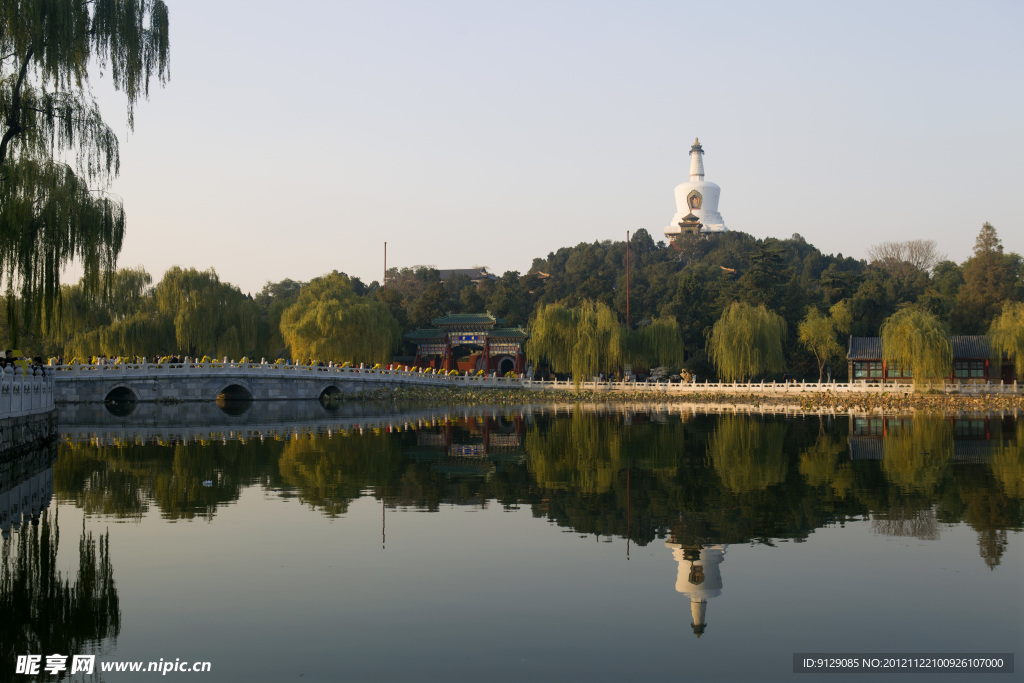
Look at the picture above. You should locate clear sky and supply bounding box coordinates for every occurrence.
[88,0,1023,295]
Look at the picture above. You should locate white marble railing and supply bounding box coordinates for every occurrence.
[0,370,55,418]
[532,378,1021,394]
[52,360,527,387]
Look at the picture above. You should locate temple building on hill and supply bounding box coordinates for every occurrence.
[437,267,497,287]
[664,138,729,242]
[404,313,528,375]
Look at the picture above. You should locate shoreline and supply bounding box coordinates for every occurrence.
[328,386,1024,415]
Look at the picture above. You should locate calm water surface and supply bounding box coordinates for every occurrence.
[3,402,1022,682]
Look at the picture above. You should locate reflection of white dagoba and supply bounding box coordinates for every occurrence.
[663,138,728,241]
[665,542,727,637]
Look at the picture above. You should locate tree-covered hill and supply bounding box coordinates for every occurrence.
[7,223,1021,381]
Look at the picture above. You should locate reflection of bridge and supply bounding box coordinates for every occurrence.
[58,401,540,445]
[0,441,56,539]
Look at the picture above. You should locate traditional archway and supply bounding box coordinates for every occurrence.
[497,356,515,375]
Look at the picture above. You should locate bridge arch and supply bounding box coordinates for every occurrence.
[104,385,139,403]
[216,382,255,402]
[318,384,342,401]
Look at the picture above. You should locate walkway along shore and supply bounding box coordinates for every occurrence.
[43,359,1024,414]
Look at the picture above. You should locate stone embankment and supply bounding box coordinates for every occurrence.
[329,385,1024,415]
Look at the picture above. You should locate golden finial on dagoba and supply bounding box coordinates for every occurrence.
[694,137,700,145]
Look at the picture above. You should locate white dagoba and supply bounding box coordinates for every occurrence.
[665,541,728,637]
[663,138,728,240]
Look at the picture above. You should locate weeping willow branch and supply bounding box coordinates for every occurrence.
[526,300,623,387]
[988,301,1024,377]
[626,317,685,370]
[706,301,786,382]
[0,0,169,339]
[879,307,952,386]
[280,271,400,365]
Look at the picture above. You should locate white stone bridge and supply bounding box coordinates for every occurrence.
[52,360,526,403]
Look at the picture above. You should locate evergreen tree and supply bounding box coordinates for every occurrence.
[955,223,1018,333]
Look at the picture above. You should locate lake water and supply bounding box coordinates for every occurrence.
[3,402,1022,682]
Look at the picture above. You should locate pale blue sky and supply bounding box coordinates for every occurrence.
[90,0,1023,294]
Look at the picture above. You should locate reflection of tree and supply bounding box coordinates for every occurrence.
[55,440,284,520]
[525,410,622,494]
[0,512,119,676]
[958,470,1022,570]
[708,416,787,493]
[991,422,1024,498]
[882,420,951,494]
[54,444,148,519]
[277,432,404,516]
[799,430,853,498]
[53,411,1024,570]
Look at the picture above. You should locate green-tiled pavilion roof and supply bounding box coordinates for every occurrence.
[431,312,503,326]
[488,327,528,340]
[404,328,448,340]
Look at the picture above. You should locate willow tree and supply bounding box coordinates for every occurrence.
[626,316,685,371]
[154,267,259,359]
[0,0,170,338]
[280,271,400,365]
[879,307,951,386]
[525,302,576,372]
[526,300,622,387]
[706,301,786,382]
[988,301,1024,378]
[51,266,153,352]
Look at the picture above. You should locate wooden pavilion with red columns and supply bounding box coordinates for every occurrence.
[405,313,529,375]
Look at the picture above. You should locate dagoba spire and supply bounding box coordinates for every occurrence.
[664,136,727,239]
[689,137,705,180]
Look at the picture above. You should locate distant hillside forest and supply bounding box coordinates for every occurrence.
[6,223,1022,381]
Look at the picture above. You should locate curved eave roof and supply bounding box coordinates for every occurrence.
[405,328,448,340]
[848,337,882,360]
[488,328,528,340]
[432,313,502,326]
